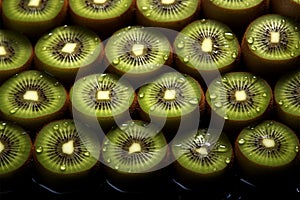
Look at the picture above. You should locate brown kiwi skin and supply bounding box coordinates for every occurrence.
[0,129,33,192]
[69,1,136,40]
[1,0,68,41]
[270,0,300,22]
[241,14,300,80]
[135,0,201,31]
[32,119,103,193]
[202,0,270,39]
[234,121,300,186]
[205,72,274,141]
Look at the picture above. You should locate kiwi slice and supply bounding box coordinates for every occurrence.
[137,71,205,140]
[0,29,33,84]
[69,0,135,39]
[69,73,137,133]
[0,70,68,133]
[101,120,168,193]
[274,69,300,132]
[136,0,201,30]
[34,25,104,86]
[206,72,273,138]
[235,120,300,185]
[271,0,300,22]
[104,26,173,85]
[33,119,101,193]
[241,14,300,77]
[171,128,233,190]
[1,0,68,39]
[202,0,269,37]
[173,19,241,84]
[0,121,32,192]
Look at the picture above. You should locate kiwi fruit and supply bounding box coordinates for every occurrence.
[104,25,173,85]
[171,128,234,191]
[136,0,201,31]
[235,120,300,186]
[69,0,136,40]
[173,19,241,85]
[270,0,300,22]
[32,119,102,193]
[137,71,206,141]
[241,14,300,78]
[0,70,69,133]
[205,71,273,139]
[101,120,169,193]
[1,0,68,39]
[0,121,33,192]
[0,29,33,84]
[69,73,137,133]
[202,0,269,38]
[34,25,104,86]
[274,69,300,132]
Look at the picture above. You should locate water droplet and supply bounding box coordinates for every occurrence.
[163,54,169,61]
[247,37,254,44]
[281,19,286,24]
[232,52,237,59]
[9,108,18,114]
[214,102,222,108]
[200,19,206,23]
[124,3,128,7]
[225,157,231,164]
[278,100,284,106]
[84,151,90,157]
[213,168,217,171]
[284,104,289,108]
[42,46,48,51]
[238,138,246,145]
[256,107,261,112]
[177,77,186,83]
[43,33,52,40]
[262,93,267,97]
[139,93,145,98]
[106,158,111,163]
[112,57,120,65]
[189,98,199,105]
[39,74,43,79]
[183,56,189,63]
[296,44,299,49]
[54,82,60,87]
[53,124,59,130]
[115,165,119,170]
[150,106,156,111]
[102,147,107,152]
[63,121,69,127]
[0,123,6,131]
[120,123,129,130]
[36,146,43,154]
[290,52,295,57]
[295,146,299,153]
[224,32,234,40]
[146,12,151,17]
[224,115,229,120]
[216,145,228,152]
[142,6,148,10]
[209,93,217,99]
[60,164,66,171]
[177,41,185,49]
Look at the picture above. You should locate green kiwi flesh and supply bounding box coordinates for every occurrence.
[241,14,300,76]
[105,26,173,82]
[171,128,233,189]
[34,25,103,85]
[0,70,68,132]
[235,120,300,183]
[0,121,32,191]
[69,0,135,38]
[274,69,300,132]
[101,120,168,192]
[2,0,68,38]
[136,0,200,30]
[174,19,240,82]
[206,72,273,135]
[0,29,33,84]
[69,73,137,132]
[33,119,101,192]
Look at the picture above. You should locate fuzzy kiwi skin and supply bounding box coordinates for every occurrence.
[69,0,136,40]
[135,0,201,31]
[234,121,300,186]
[241,14,300,79]
[0,123,33,192]
[1,0,68,40]
[271,0,300,22]
[202,0,269,39]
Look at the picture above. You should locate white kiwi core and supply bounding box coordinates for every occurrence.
[129,142,142,154]
[61,43,77,54]
[201,38,213,53]
[235,90,247,102]
[23,90,39,102]
[163,89,176,100]
[96,90,111,101]
[62,140,75,155]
